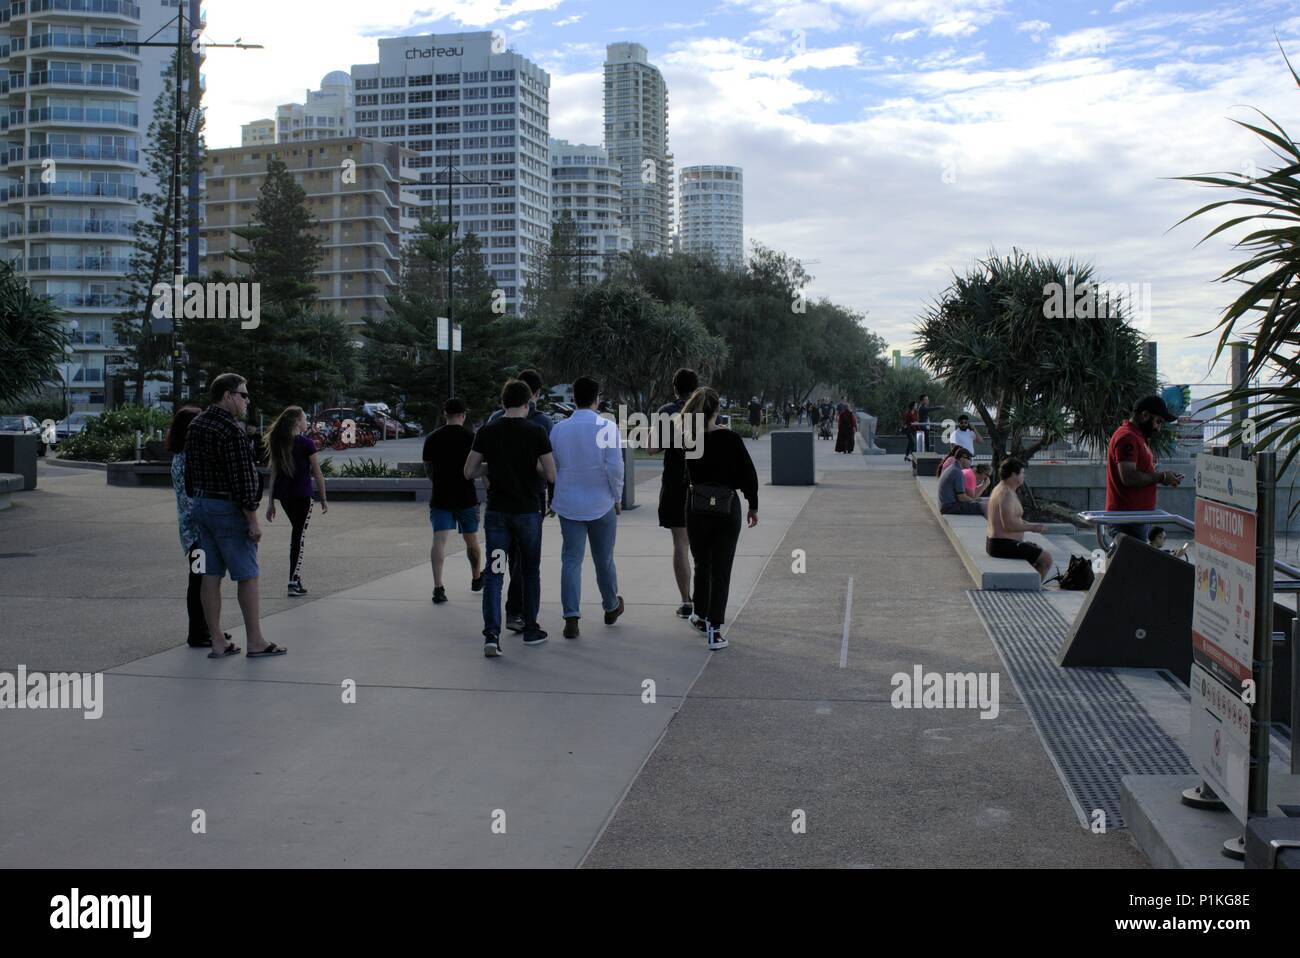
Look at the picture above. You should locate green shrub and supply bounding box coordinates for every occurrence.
[339,457,397,478]
[56,405,173,461]
[58,431,135,462]
[84,406,171,439]
[317,455,336,477]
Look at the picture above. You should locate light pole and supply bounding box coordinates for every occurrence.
[97,21,261,406]
[442,151,487,400]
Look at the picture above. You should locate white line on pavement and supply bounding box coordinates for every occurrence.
[840,576,853,668]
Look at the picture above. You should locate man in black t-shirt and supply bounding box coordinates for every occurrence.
[423,397,483,605]
[651,367,698,619]
[464,380,557,657]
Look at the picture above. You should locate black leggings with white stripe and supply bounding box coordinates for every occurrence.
[279,495,312,584]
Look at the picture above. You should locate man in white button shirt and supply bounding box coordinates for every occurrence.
[550,376,625,639]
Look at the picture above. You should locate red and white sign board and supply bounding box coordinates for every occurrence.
[1191,470,1256,694]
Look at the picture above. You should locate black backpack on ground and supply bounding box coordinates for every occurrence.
[1046,554,1095,591]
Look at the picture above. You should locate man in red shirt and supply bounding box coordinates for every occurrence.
[1106,395,1183,543]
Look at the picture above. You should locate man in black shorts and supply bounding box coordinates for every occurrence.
[985,457,1053,581]
[651,368,698,618]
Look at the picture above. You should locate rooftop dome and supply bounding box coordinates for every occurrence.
[321,70,352,88]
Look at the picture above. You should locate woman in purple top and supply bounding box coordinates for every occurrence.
[263,406,328,597]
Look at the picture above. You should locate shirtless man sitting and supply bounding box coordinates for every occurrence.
[985,457,1053,581]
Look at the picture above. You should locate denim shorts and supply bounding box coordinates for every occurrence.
[430,503,480,534]
[191,497,260,582]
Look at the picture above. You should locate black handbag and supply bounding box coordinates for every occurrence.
[685,461,735,516]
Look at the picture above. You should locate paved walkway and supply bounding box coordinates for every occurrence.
[1,437,1145,867]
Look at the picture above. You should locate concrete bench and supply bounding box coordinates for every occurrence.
[916,475,1086,590]
[0,472,24,511]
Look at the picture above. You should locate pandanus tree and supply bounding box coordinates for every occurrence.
[0,260,68,407]
[915,248,1154,476]
[1175,44,1300,472]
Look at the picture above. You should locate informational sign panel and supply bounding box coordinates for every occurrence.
[1189,662,1251,824]
[436,317,462,352]
[1190,455,1257,693]
[1194,454,1257,511]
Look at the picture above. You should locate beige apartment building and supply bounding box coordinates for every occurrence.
[201,138,420,324]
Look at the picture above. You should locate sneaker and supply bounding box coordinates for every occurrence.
[505,613,526,633]
[470,575,483,592]
[432,586,448,604]
[675,602,693,619]
[563,617,580,639]
[522,629,548,647]
[706,625,729,651]
[604,596,625,625]
[287,580,308,597]
[483,634,501,657]
[689,613,707,633]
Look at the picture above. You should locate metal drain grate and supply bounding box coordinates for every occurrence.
[968,591,1194,830]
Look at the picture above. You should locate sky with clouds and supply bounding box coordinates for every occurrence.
[205,0,1300,390]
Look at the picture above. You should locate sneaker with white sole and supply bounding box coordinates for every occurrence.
[689,613,707,633]
[287,580,308,597]
[706,625,729,651]
[675,602,693,619]
[483,633,502,657]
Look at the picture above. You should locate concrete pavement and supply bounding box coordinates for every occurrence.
[0,441,812,867]
[1,434,1146,867]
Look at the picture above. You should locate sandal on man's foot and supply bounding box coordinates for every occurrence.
[247,643,288,658]
[207,644,241,659]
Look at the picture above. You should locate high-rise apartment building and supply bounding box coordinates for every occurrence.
[678,165,743,267]
[603,42,672,255]
[241,117,274,146]
[549,137,629,285]
[201,138,419,324]
[0,0,181,409]
[351,32,550,311]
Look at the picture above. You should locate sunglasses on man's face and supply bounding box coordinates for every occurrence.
[232,391,250,400]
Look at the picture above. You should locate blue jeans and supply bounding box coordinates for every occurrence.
[483,510,543,639]
[559,508,619,619]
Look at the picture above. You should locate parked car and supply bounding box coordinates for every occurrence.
[55,411,100,442]
[313,407,401,440]
[0,414,49,455]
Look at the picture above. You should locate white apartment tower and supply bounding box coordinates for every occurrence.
[603,42,672,255]
[0,0,180,409]
[549,137,629,285]
[678,164,743,267]
[351,32,550,311]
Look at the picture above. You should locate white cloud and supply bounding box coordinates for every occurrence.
[553,14,583,26]
[1112,0,1149,11]
[1049,27,1111,59]
[1016,19,1050,42]
[888,28,922,42]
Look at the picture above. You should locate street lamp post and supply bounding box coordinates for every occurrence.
[443,151,488,400]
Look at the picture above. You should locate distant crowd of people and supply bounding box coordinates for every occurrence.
[166,367,759,660]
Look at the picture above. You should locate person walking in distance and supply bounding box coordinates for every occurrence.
[550,376,625,639]
[835,401,857,453]
[168,405,231,649]
[423,397,483,604]
[263,405,328,597]
[678,387,759,650]
[486,368,553,634]
[464,380,557,657]
[184,373,285,658]
[747,397,762,439]
[651,367,699,619]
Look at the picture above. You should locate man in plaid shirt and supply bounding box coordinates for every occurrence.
[185,372,286,659]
